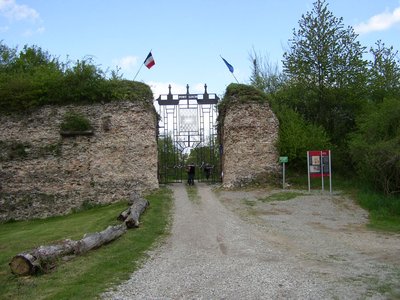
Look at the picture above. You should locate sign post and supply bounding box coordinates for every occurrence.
[307,150,332,193]
[279,156,289,189]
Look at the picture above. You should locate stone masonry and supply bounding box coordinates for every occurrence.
[0,101,158,221]
[220,101,279,188]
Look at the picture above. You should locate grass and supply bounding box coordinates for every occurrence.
[356,189,400,232]
[346,271,400,299]
[258,191,304,203]
[0,187,173,300]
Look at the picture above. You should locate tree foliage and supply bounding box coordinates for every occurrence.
[275,105,331,169]
[283,0,367,90]
[349,98,400,195]
[368,40,400,103]
[249,49,286,95]
[281,0,367,144]
[250,0,400,196]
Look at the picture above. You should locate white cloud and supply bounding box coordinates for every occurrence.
[354,6,400,34]
[113,55,138,72]
[0,0,40,22]
[22,25,44,36]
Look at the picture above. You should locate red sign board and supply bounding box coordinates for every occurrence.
[308,150,330,178]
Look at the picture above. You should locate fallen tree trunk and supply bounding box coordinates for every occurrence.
[75,224,127,254]
[118,195,150,228]
[9,224,127,276]
[10,193,150,276]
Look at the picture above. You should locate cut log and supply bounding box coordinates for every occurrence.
[10,194,150,276]
[117,208,130,221]
[9,224,126,276]
[118,195,149,228]
[125,198,149,228]
[75,224,127,254]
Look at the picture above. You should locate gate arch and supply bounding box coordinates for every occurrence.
[157,84,221,184]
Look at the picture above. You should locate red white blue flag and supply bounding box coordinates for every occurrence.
[144,51,155,69]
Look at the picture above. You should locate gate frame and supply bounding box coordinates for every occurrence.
[157,84,220,184]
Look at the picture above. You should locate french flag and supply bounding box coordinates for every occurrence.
[144,51,155,69]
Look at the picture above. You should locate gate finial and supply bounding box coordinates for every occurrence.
[203,84,209,100]
[167,84,172,100]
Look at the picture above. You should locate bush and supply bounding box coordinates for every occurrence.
[0,42,153,113]
[275,105,331,169]
[349,98,400,195]
[218,83,267,117]
[60,111,92,132]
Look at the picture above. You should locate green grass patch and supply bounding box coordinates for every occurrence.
[258,191,304,202]
[356,189,400,232]
[0,187,173,299]
[186,185,200,203]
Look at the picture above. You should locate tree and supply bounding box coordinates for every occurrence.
[349,98,400,195]
[249,49,285,95]
[282,0,368,143]
[275,105,331,169]
[368,40,400,103]
[0,41,17,71]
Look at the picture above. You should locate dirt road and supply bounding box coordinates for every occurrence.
[103,183,400,299]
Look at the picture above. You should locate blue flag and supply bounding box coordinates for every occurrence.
[221,56,234,73]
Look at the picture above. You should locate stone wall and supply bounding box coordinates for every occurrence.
[0,101,158,221]
[220,100,279,188]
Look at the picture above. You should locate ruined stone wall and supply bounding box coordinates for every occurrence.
[220,98,279,188]
[0,101,158,221]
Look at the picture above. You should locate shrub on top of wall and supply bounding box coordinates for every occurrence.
[218,84,267,113]
[0,42,154,114]
[218,83,269,133]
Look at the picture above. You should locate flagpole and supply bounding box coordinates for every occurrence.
[231,73,239,84]
[133,63,144,81]
[133,49,152,81]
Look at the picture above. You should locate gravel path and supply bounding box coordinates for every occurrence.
[103,183,400,299]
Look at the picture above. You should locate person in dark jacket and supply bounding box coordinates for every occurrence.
[187,165,195,185]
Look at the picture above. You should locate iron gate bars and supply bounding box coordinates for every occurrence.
[157,84,220,184]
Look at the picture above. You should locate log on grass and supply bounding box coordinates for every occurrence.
[75,224,127,254]
[118,194,150,228]
[9,224,127,276]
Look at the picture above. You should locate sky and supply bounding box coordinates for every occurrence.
[1,0,400,98]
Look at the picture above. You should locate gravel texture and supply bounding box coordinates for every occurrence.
[102,183,400,299]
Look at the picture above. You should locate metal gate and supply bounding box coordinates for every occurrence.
[157,84,220,184]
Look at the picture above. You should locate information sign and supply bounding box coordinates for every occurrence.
[279,156,288,163]
[307,150,332,193]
